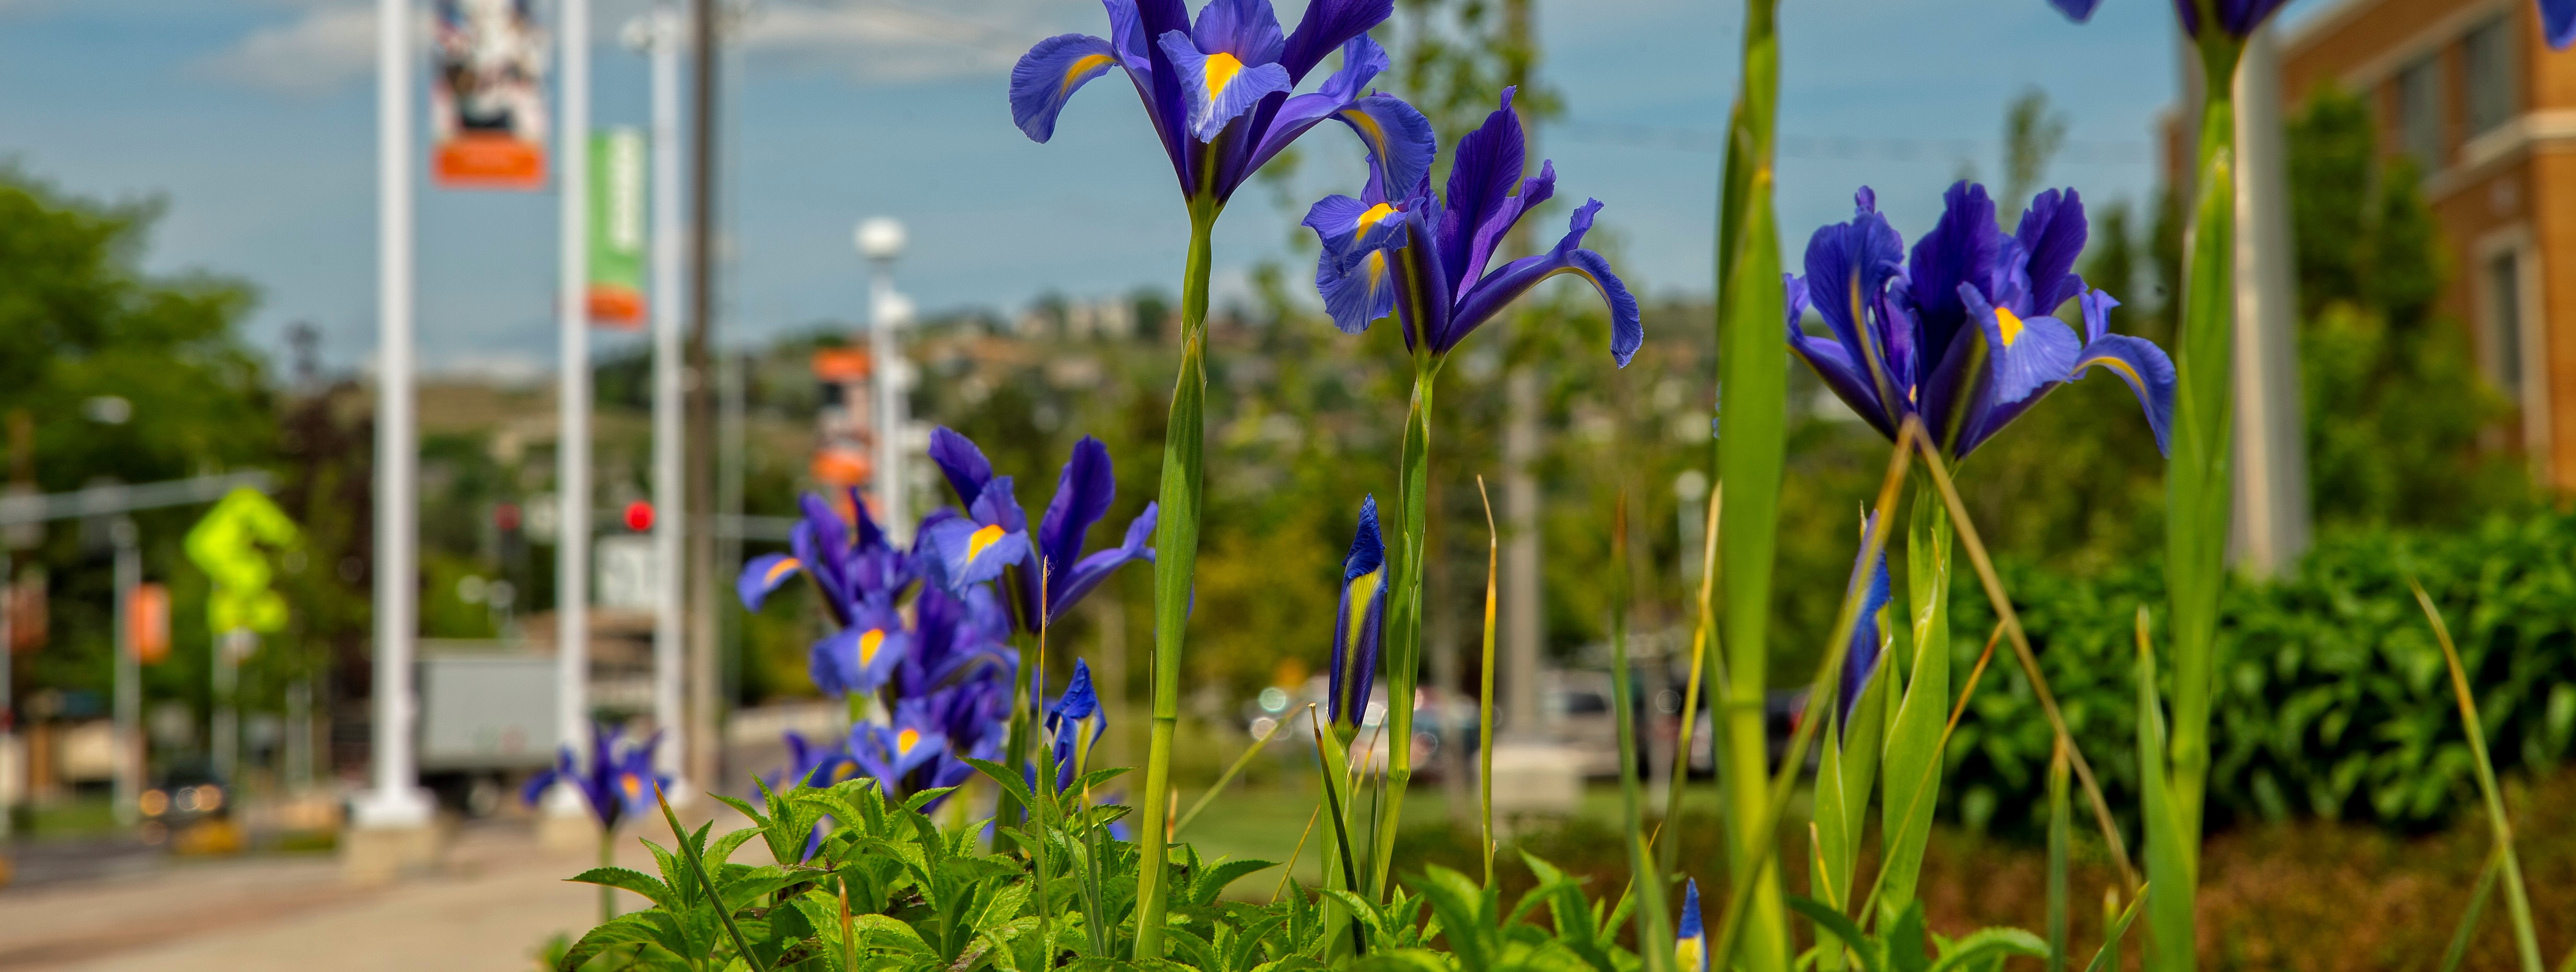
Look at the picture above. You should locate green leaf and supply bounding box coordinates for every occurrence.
[1925,929,2047,972]
[1785,895,1880,972]
[561,913,686,970]
[1187,858,1282,908]
[2082,885,2146,972]
[568,866,676,911]
[1880,489,1952,913]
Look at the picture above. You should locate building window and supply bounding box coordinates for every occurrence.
[2466,16,2516,137]
[2487,250,2525,398]
[2395,54,2445,172]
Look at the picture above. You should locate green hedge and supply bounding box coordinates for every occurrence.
[1944,510,2576,837]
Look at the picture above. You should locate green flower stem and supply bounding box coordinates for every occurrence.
[1656,482,1719,882]
[1367,353,1438,900]
[1714,0,1787,964]
[1610,496,1674,972]
[2417,583,2546,972]
[1133,194,1218,960]
[2156,25,2244,972]
[600,828,617,925]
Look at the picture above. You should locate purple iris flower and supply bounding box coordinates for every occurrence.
[927,427,1158,631]
[850,699,951,793]
[1304,89,1640,365]
[893,584,1017,699]
[520,723,668,830]
[736,488,914,621]
[2044,0,2284,37]
[1785,182,2176,460]
[1326,496,1387,731]
[924,474,1036,594]
[1837,514,1893,727]
[1045,659,1108,791]
[810,598,912,698]
[1010,0,1433,205]
[2550,0,2576,50]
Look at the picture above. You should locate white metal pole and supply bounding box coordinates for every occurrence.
[360,0,432,828]
[111,520,139,826]
[553,0,594,807]
[645,6,687,787]
[869,262,904,541]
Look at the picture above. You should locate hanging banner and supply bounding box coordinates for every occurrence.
[431,0,548,190]
[588,128,647,327]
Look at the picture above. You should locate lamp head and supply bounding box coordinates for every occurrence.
[855,218,906,261]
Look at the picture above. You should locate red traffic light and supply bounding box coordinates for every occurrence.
[624,500,654,532]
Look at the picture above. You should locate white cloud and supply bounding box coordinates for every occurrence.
[737,0,1066,83]
[202,1,376,96]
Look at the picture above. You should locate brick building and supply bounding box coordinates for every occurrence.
[2282,0,2575,488]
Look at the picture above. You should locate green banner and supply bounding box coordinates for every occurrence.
[588,128,647,327]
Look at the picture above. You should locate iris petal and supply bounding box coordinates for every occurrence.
[2013,187,2088,316]
[1796,188,1908,422]
[1009,35,1123,143]
[2047,0,2103,20]
[1444,200,1641,365]
[1158,31,1292,141]
[1436,89,1531,294]
[928,427,994,508]
[1278,0,1391,83]
[2073,292,2178,455]
[2550,0,2576,49]
[1048,504,1157,624]
[1330,95,1435,211]
[1967,284,2082,408]
[736,553,803,611]
[1838,512,1892,727]
[1188,0,1285,64]
[1328,496,1386,730]
[1038,436,1118,598]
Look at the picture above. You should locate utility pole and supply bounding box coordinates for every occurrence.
[548,0,596,824]
[1498,0,1546,741]
[110,521,139,825]
[684,0,724,796]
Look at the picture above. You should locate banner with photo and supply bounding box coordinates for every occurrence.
[431,0,548,190]
[588,128,647,327]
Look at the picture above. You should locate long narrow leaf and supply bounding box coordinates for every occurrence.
[2084,883,2148,972]
[2414,581,2545,972]
[2440,847,2505,972]
[1174,714,1286,837]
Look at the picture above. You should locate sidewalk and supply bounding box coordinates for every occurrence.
[0,817,689,972]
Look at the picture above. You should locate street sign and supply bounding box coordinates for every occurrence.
[183,487,303,636]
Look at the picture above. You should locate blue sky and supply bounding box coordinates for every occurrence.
[0,0,2316,376]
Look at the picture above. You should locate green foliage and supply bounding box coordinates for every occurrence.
[1945,510,2576,837]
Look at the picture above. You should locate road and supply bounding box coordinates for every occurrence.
[0,817,696,972]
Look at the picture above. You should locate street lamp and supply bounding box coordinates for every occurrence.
[855,218,913,541]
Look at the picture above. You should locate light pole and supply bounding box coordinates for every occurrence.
[626,5,688,793]
[855,218,912,541]
[355,0,435,833]
[549,0,595,825]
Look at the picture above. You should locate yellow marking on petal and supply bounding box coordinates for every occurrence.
[764,557,801,584]
[1202,52,1245,101]
[622,773,644,801]
[858,628,886,665]
[2085,355,2144,387]
[1994,306,2025,347]
[895,728,922,755]
[1675,937,1705,972]
[1365,251,1387,291]
[1354,202,1398,231]
[1339,107,1386,154]
[830,762,855,782]
[1062,53,1113,93]
[965,523,1007,562]
[1342,569,1382,649]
